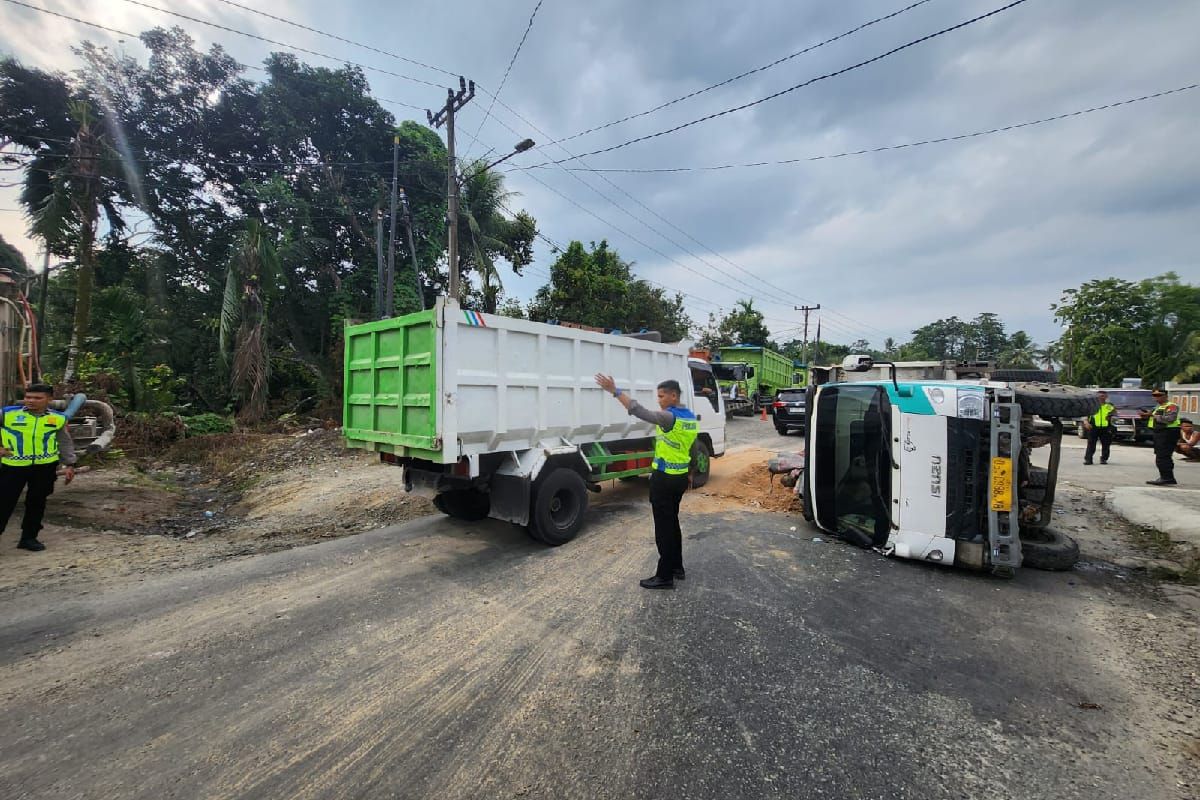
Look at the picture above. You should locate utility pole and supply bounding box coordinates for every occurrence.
[795,304,821,366]
[427,77,475,303]
[386,133,400,317]
[35,248,50,380]
[374,209,385,320]
[398,187,424,311]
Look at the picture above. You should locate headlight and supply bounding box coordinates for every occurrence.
[957,392,985,419]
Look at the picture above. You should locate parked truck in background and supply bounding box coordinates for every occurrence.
[343,299,726,545]
[801,355,1098,576]
[714,345,795,416]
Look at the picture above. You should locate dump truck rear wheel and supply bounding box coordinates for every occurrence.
[433,489,491,522]
[1020,528,1079,571]
[529,468,588,546]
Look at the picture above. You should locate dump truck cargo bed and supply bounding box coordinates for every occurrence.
[343,299,701,463]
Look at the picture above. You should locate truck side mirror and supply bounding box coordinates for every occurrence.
[842,354,873,372]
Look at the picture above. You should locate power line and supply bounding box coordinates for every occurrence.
[463,0,545,160]
[115,0,450,89]
[208,0,458,78]
[533,83,1200,173]
[545,0,936,148]
[476,95,887,339]
[529,0,1031,167]
[0,1,429,114]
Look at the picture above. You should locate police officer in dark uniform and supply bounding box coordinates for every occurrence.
[1083,390,1115,465]
[0,383,77,551]
[1140,388,1180,486]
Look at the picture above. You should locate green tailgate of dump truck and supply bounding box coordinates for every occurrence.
[343,309,442,460]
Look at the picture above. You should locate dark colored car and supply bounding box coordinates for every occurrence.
[773,389,807,436]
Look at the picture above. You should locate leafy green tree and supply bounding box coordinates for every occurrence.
[1052,273,1200,386]
[699,299,772,349]
[528,240,691,341]
[0,234,27,274]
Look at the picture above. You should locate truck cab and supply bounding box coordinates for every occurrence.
[803,356,1098,575]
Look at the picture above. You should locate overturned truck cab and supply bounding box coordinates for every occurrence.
[802,357,1098,576]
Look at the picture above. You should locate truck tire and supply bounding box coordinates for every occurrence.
[1027,466,1048,488]
[1011,383,1100,419]
[1020,528,1079,571]
[751,394,761,415]
[690,439,712,489]
[991,368,1057,383]
[433,489,491,521]
[529,468,588,546]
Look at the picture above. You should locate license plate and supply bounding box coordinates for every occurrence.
[990,457,1012,511]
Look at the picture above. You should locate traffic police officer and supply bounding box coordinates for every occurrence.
[1141,388,1180,486]
[595,373,699,590]
[0,383,77,551]
[1083,390,1115,465]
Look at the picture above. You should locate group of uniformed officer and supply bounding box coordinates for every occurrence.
[1082,387,1182,485]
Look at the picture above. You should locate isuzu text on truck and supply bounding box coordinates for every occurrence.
[802,356,1099,575]
[343,299,726,545]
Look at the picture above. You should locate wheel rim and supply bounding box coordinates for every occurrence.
[549,488,579,529]
[696,450,709,474]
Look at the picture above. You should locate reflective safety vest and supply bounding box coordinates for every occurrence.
[1,406,67,467]
[1091,403,1115,427]
[653,406,699,475]
[1148,402,1181,429]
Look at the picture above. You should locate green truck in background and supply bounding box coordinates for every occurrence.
[713,345,796,416]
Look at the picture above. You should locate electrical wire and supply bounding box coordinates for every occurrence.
[462,0,545,160]
[0,0,429,115]
[115,0,449,89]
[528,0,1031,167]
[533,83,1200,173]
[208,0,457,78]
[545,0,936,148]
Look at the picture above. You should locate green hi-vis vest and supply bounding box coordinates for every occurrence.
[653,407,699,475]
[1,406,67,467]
[1091,403,1114,427]
[1148,402,1181,429]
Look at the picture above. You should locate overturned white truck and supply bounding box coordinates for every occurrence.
[801,356,1099,576]
[343,299,726,545]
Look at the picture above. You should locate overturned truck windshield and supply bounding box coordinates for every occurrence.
[809,385,892,548]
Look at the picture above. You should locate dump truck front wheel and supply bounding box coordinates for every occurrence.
[1020,528,1080,571]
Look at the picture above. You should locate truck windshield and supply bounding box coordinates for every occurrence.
[811,385,892,547]
[1104,390,1154,409]
[712,364,745,381]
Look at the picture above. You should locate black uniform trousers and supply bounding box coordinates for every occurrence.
[649,470,689,579]
[0,462,59,542]
[1084,426,1113,463]
[1152,428,1176,482]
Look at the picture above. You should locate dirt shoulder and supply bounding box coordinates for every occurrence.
[0,429,433,594]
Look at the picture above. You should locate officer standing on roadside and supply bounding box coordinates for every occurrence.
[1083,390,1116,465]
[595,373,698,590]
[0,382,77,551]
[1140,388,1180,486]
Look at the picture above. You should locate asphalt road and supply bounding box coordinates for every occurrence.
[0,418,1192,800]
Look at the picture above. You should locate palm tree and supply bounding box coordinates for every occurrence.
[457,161,531,313]
[221,220,279,423]
[21,100,126,380]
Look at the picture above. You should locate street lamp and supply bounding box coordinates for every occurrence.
[471,139,535,177]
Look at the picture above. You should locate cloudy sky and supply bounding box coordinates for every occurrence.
[1,0,1197,348]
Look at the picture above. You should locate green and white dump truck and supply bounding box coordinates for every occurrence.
[343,299,727,545]
[713,345,795,415]
[801,355,1098,575]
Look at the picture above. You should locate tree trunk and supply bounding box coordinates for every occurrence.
[62,224,96,383]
